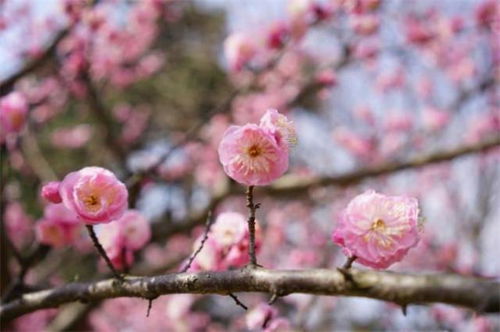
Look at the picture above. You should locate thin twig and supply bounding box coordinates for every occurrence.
[228,293,248,310]
[180,211,214,272]
[245,186,260,267]
[85,226,123,280]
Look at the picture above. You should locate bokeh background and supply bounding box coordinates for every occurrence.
[1,0,499,330]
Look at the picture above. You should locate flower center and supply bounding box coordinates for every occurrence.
[371,218,386,232]
[83,194,101,212]
[247,144,262,158]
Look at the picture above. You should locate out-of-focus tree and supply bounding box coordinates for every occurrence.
[0,0,499,330]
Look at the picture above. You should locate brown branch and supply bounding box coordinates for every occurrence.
[85,226,123,281]
[155,136,500,240]
[0,29,70,97]
[265,135,500,196]
[1,268,498,322]
[81,72,127,166]
[245,186,260,267]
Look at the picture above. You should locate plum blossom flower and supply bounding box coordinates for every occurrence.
[187,212,262,271]
[224,32,257,72]
[332,190,421,269]
[59,167,128,224]
[0,92,28,134]
[211,212,247,248]
[218,124,288,186]
[41,181,62,203]
[218,109,294,186]
[98,210,151,270]
[35,204,81,247]
[259,108,297,150]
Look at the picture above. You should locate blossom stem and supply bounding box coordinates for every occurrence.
[246,186,260,267]
[342,256,357,269]
[86,225,123,280]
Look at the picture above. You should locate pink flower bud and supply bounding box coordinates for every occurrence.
[41,181,62,204]
[332,190,421,269]
[59,167,128,224]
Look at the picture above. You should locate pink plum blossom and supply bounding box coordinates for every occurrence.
[97,210,151,269]
[4,201,34,249]
[0,91,28,134]
[115,209,151,250]
[59,167,128,224]
[266,21,290,49]
[224,32,257,72]
[246,303,278,330]
[41,181,62,203]
[50,124,92,149]
[422,107,451,132]
[218,118,290,185]
[259,108,297,150]
[35,204,81,247]
[187,212,262,271]
[332,190,421,269]
[210,212,247,248]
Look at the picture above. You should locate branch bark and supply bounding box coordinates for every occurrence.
[1,268,498,322]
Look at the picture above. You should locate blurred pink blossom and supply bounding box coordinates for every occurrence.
[332,127,375,160]
[422,107,451,132]
[0,91,28,135]
[4,201,34,249]
[98,210,151,270]
[35,204,81,247]
[224,32,257,72]
[51,124,92,149]
[41,181,62,204]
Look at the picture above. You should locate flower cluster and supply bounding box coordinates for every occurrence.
[98,210,151,270]
[187,212,261,271]
[35,204,81,248]
[332,190,421,269]
[218,109,296,186]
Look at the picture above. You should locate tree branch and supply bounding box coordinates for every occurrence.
[265,135,500,196]
[1,268,498,322]
[0,29,70,97]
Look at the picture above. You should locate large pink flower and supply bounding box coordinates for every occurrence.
[59,167,128,224]
[332,190,421,269]
[218,117,291,186]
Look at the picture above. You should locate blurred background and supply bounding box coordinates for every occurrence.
[1,0,499,330]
